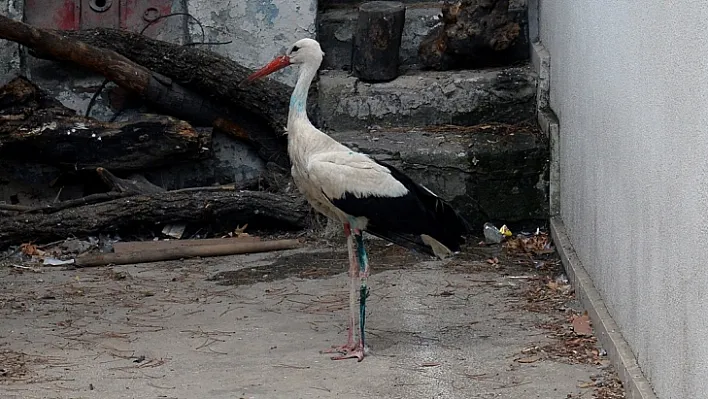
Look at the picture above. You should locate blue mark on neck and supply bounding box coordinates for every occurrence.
[290,95,305,113]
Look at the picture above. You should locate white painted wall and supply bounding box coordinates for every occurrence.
[538,2,708,398]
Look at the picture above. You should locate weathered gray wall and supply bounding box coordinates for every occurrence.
[539,2,708,398]
[0,0,21,76]
[188,0,316,86]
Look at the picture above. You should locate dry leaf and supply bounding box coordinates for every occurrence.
[572,313,593,336]
[578,381,595,388]
[19,242,43,257]
[233,224,250,238]
[486,257,499,265]
[546,280,559,291]
[504,232,554,255]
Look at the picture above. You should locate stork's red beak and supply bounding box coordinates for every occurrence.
[246,55,292,82]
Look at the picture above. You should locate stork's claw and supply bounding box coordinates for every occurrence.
[320,342,358,355]
[325,341,367,362]
[330,346,365,362]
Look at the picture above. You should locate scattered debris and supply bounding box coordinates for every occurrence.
[19,243,43,257]
[42,258,75,266]
[482,222,512,244]
[230,224,250,238]
[59,238,95,255]
[515,241,626,399]
[572,313,593,337]
[505,228,555,256]
[162,224,187,240]
[9,264,42,273]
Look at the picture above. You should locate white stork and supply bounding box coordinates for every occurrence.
[246,38,471,362]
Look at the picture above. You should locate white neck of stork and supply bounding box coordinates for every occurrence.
[287,60,319,125]
[245,38,324,129]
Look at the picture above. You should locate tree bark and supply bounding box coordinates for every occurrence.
[95,167,166,195]
[0,189,310,249]
[0,15,289,167]
[418,0,527,71]
[17,172,263,216]
[0,77,211,171]
[352,1,406,82]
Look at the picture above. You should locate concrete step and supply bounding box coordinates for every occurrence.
[317,2,530,70]
[327,123,549,229]
[316,66,537,132]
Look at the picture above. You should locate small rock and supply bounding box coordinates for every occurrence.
[60,238,93,254]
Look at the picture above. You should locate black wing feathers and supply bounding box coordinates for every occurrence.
[329,160,471,256]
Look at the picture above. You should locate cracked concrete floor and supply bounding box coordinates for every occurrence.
[1,241,604,399]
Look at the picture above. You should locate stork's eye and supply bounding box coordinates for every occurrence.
[291,45,300,52]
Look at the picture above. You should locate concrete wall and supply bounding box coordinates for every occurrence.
[188,0,316,86]
[538,2,708,398]
[0,0,21,76]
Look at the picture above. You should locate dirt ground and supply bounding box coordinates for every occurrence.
[0,234,625,399]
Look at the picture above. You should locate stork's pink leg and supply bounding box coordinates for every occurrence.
[330,228,369,362]
[321,223,359,355]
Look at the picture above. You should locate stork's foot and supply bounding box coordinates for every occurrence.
[320,342,359,355]
[329,342,366,362]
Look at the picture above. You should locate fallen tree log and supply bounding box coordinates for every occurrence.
[17,168,265,215]
[0,189,310,249]
[95,167,166,195]
[43,28,293,135]
[0,76,211,171]
[0,14,289,167]
[34,27,292,167]
[418,0,527,70]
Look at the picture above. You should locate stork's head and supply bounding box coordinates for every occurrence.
[246,38,324,82]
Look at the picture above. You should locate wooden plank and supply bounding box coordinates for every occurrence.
[113,236,261,253]
[76,239,301,267]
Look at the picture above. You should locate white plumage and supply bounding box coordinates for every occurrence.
[246,38,471,362]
